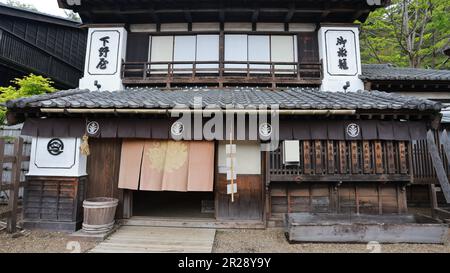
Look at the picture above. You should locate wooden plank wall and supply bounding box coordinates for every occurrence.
[215,174,263,221]
[412,131,450,184]
[270,140,411,182]
[23,176,86,224]
[86,138,124,218]
[270,183,407,218]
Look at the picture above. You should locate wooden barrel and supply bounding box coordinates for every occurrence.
[82,197,118,233]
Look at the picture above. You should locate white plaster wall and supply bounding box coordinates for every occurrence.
[79,27,128,91]
[218,141,261,175]
[27,137,87,177]
[318,26,364,92]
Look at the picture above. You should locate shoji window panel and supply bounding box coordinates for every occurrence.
[224,34,248,72]
[270,35,297,74]
[149,36,174,74]
[196,35,220,73]
[248,35,271,74]
[173,35,196,73]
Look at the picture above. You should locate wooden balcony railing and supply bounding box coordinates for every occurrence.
[121,61,322,87]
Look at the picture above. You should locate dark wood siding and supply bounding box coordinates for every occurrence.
[270,140,412,182]
[270,183,407,217]
[216,174,263,221]
[126,33,150,62]
[0,13,86,88]
[86,139,123,218]
[298,32,319,63]
[23,176,86,230]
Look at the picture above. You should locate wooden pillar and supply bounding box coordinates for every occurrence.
[7,138,23,233]
[429,184,438,218]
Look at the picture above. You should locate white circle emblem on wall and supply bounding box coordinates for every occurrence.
[86,121,100,136]
[259,123,273,138]
[171,121,184,136]
[346,123,360,138]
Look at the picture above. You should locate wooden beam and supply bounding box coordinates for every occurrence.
[284,4,295,23]
[427,130,450,203]
[251,9,259,23]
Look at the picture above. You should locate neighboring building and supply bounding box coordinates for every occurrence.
[361,64,450,126]
[3,0,448,234]
[0,3,86,89]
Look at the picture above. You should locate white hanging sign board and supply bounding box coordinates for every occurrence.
[227,184,238,194]
[226,144,237,155]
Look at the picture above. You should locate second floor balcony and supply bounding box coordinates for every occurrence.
[121,32,322,87]
[122,60,322,87]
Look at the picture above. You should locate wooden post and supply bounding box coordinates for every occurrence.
[7,138,23,233]
[429,184,439,218]
[427,130,450,203]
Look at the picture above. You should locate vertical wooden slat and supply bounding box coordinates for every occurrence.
[355,184,360,215]
[338,141,347,174]
[315,140,322,175]
[386,141,396,174]
[374,141,384,174]
[398,142,408,174]
[351,141,359,174]
[0,139,5,187]
[7,138,23,233]
[362,140,371,174]
[303,141,311,174]
[327,141,335,174]
[427,130,450,202]
[377,184,382,215]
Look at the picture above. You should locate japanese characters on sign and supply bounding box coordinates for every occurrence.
[325,30,358,76]
[96,36,110,70]
[88,30,120,75]
[336,36,348,70]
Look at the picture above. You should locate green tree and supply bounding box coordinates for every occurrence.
[360,0,450,69]
[0,74,56,123]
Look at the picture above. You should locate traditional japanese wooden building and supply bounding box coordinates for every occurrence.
[361,63,450,207]
[0,3,86,89]
[4,0,449,237]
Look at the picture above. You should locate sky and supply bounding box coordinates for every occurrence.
[0,0,69,17]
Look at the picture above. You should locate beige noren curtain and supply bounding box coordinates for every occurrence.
[118,140,214,192]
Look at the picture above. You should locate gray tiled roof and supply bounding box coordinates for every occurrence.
[6,87,442,112]
[361,64,450,81]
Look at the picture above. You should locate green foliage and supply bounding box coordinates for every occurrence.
[0,74,56,124]
[360,0,450,69]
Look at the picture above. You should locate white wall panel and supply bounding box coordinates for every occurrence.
[218,141,261,175]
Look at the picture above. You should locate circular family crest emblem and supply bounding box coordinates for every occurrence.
[171,121,184,136]
[86,121,100,136]
[47,138,64,156]
[346,123,360,138]
[259,123,272,138]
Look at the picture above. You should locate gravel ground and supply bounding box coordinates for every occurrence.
[1,205,97,253]
[0,230,98,253]
[2,203,449,253]
[212,228,450,253]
